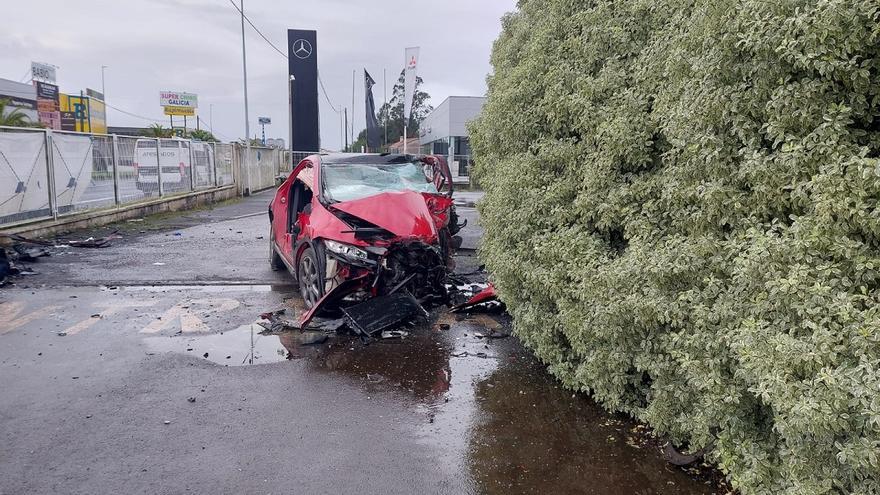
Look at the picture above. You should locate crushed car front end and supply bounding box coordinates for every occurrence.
[296,154,462,331]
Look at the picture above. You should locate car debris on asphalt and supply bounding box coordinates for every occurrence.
[0,243,52,285]
[1,230,121,249]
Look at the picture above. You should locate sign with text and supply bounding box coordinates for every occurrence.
[163,105,195,116]
[31,62,56,83]
[258,117,271,124]
[34,81,60,130]
[159,91,198,109]
[59,94,91,132]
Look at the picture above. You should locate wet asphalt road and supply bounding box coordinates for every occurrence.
[0,191,720,494]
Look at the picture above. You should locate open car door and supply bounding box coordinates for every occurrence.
[421,155,453,197]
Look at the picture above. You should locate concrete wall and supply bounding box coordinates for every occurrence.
[0,186,237,244]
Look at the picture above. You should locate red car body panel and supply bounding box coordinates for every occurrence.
[331,191,440,241]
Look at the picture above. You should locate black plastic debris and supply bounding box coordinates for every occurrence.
[0,249,10,285]
[12,244,50,262]
[1,230,120,249]
[341,291,425,338]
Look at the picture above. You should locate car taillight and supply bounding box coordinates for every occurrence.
[179,162,185,175]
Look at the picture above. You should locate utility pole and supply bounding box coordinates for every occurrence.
[288,75,295,156]
[209,104,214,132]
[344,107,348,151]
[383,68,387,151]
[101,65,108,126]
[239,0,251,178]
[351,70,355,147]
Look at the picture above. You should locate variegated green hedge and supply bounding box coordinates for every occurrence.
[470,1,880,493]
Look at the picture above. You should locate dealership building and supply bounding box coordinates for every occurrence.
[418,96,486,184]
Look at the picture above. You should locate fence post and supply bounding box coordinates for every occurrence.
[156,138,163,197]
[211,142,219,187]
[111,134,120,205]
[45,129,58,220]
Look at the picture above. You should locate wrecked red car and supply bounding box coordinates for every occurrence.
[268,153,463,334]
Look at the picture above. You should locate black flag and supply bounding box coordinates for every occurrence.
[364,69,380,151]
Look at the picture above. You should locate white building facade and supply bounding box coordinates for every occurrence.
[418,96,486,184]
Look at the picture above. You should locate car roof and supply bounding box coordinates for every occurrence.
[319,153,418,165]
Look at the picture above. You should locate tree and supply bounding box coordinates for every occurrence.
[372,69,432,149]
[0,99,35,127]
[187,129,218,142]
[142,124,171,138]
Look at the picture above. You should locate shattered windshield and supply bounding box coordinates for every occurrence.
[322,162,438,203]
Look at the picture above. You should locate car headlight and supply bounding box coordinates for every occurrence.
[324,240,370,263]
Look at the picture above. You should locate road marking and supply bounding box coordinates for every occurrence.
[0,302,63,335]
[63,300,158,336]
[140,297,241,334]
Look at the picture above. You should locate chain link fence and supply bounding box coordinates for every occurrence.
[0,126,239,227]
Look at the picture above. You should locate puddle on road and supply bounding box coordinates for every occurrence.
[141,310,722,493]
[144,324,292,366]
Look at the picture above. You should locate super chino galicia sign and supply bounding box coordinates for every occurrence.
[159,91,198,116]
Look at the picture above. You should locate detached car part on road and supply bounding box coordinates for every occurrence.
[268,153,464,335]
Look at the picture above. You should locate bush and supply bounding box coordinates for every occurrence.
[470,1,880,493]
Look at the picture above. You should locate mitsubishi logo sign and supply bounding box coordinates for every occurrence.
[292,39,313,59]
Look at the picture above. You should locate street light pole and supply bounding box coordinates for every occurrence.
[288,75,295,159]
[101,65,108,125]
[240,0,251,188]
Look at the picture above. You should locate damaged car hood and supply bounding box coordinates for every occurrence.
[331,190,440,240]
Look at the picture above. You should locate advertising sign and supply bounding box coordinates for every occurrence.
[163,106,195,116]
[34,81,60,130]
[59,94,91,132]
[159,91,198,109]
[287,29,319,151]
[86,88,104,101]
[89,98,107,134]
[31,62,56,83]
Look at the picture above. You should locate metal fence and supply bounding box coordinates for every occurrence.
[238,147,316,194]
[0,126,236,227]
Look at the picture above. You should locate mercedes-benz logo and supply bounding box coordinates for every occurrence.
[292,39,313,59]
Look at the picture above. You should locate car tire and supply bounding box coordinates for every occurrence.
[298,245,324,309]
[269,227,284,271]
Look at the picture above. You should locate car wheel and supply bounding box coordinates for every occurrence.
[298,246,324,309]
[269,226,284,271]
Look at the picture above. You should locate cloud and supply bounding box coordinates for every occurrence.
[2,0,516,150]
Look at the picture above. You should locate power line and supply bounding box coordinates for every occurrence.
[104,102,165,123]
[224,0,340,115]
[226,0,287,59]
[318,70,340,113]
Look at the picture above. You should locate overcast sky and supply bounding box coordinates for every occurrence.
[1,0,516,150]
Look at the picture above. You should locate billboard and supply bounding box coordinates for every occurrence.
[59,94,91,132]
[159,91,198,109]
[89,98,107,134]
[35,81,61,130]
[31,62,56,83]
[287,29,319,152]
